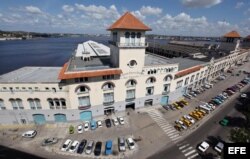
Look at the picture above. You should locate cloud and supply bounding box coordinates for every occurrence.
[25,6,42,14]
[235,2,244,9]
[181,0,222,8]
[75,4,120,20]
[131,11,146,20]
[244,8,250,15]
[140,6,162,16]
[62,5,74,12]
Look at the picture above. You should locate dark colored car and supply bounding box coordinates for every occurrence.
[177,102,185,108]
[105,119,112,128]
[77,139,87,154]
[94,141,102,156]
[162,105,170,110]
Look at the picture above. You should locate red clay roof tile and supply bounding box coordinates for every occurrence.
[107,12,151,31]
[223,31,241,38]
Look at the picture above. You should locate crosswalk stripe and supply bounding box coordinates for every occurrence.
[182,146,193,153]
[184,150,196,157]
[170,134,180,139]
[179,144,190,150]
[187,153,199,159]
[163,127,174,131]
[166,131,177,136]
[165,129,176,134]
[171,136,182,141]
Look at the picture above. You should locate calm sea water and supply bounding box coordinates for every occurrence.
[0,37,109,75]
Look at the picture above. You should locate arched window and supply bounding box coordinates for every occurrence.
[164,75,173,82]
[136,32,141,44]
[125,32,130,44]
[131,32,136,44]
[126,79,137,87]
[28,98,41,109]
[0,99,6,110]
[60,98,66,108]
[102,82,115,91]
[146,77,156,84]
[10,98,23,110]
[75,85,90,94]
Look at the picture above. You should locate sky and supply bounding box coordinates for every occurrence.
[0,0,250,36]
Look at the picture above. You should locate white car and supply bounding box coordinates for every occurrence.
[61,139,72,151]
[175,120,187,130]
[22,130,37,138]
[69,140,79,153]
[84,122,90,131]
[118,117,125,125]
[126,137,135,150]
[85,140,94,154]
[184,115,195,124]
[241,93,247,98]
[198,141,210,152]
[113,118,119,126]
[77,124,83,134]
[214,142,224,153]
[97,120,102,128]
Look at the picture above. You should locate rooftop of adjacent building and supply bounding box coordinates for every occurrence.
[0,67,61,83]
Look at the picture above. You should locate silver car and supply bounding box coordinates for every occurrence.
[118,137,126,152]
[85,140,94,154]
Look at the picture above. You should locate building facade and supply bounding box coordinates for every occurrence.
[0,12,249,124]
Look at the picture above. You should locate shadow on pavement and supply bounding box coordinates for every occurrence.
[0,145,44,159]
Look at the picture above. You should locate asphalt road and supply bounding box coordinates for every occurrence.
[148,86,250,159]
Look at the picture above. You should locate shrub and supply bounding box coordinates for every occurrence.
[69,125,74,134]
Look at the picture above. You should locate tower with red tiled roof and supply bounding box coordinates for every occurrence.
[108,12,151,73]
[220,31,241,52]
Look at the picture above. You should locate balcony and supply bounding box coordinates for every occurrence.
[103,101,114,106]
[78,105,90,110]
[108,41,148,48]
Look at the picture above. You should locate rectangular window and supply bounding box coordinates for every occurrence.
[103,93,114,103]
[176,80,183,89]
[146,87,154,96]
[126,89,135,100]
[78,96,90,106]
[163,84,170,93]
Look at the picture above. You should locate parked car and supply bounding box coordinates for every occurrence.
[105,140,113,155]
[214,142,224,154]
[163,105,170,110]
[69,140,79,153]
[105,119,112,128]
[91,120,97,130]
[118,137,126,152]
[183,115,195,124]
[189,92,197,97]
[198,141,210,152]
[180,99,188,105]
[41,137,58,146]
[77,124,83,134]
[113,118,119,126]
[97,120,102,128]
[220,118,229,126]
[61,139,72,151]
[118,117,125,125]
[85,140,94,154]
[94,141,102,156]
[77,139,87,154]
[84,122,90,131]
[183,94,192,99]
[126,138,135,150]
[175,120,187,130]
[169,104,176,110]
[22,130,37,138]
[176,102,185,108]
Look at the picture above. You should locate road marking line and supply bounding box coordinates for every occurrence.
[182,146,193,153]
[166,131,177,136]
[165,129,176,134]
[170,134,180,138]
[187,153,199,159]
[184,150,196,157]
[172,136,182,141]
[162,126,173,131]
[160,124,171,128]
[179,144,190,150]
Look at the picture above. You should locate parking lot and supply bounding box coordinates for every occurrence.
[0,61,249,159]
